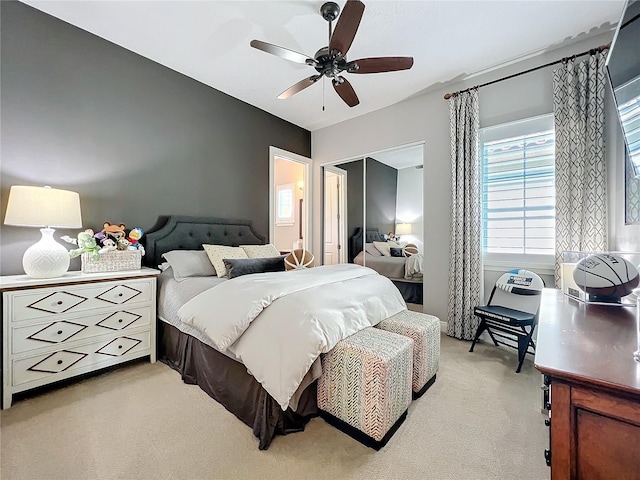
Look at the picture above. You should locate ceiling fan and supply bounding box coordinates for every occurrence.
[250,0,414,108]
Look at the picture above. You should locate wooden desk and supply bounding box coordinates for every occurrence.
[535,289,640,479]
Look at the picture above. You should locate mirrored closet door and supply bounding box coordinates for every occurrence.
[321,143,425,303]
[323,158,364,265]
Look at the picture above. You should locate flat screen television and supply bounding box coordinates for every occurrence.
[606,0,640,178]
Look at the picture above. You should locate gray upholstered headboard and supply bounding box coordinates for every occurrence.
[143,215,265,268]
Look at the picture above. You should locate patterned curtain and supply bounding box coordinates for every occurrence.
[447,89,482,340]
[553,52,608,286]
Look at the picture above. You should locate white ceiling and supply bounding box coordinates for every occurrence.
[23,0,624,132]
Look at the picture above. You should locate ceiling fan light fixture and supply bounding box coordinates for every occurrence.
[251,0,413,108]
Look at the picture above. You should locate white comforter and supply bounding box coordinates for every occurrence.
[178,264,406,410]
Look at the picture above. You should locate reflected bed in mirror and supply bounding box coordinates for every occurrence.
[351,227,423,304]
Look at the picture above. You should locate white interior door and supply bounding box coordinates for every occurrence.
[324,166,347,264]
[324,171,339,265]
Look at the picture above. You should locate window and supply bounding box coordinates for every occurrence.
[275,184,294,225]
[481,115,555,267]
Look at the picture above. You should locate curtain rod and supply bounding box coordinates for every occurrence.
[443,43,610,100]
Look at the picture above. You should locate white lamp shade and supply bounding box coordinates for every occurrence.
[396,223,412,235]
[4,185,82,228]
[4,185,82,278]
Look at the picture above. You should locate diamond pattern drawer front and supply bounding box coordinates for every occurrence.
[27,350,88,374]
[96,337,142,356]
[27,321,88,344]
[96,285,141,305]
[12,306,151,355]
[27,291,87,314]
[12,330,151,386]
[8,279,153,322]
[96,311,142,330]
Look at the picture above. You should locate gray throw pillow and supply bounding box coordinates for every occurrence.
[223,255,286,279]
[162,250,217,281]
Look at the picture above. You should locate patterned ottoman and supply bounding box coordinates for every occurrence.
[376,309,440,398]
[317,327,413,450]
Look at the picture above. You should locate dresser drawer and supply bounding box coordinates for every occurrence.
[11,306,151,355]
[12,330,151,386]
[6,278,153,322]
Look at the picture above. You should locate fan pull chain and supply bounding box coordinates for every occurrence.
[322,77,325,111]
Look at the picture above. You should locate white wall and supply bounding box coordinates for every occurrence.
[396,167,424,252]
[312,32,627,323]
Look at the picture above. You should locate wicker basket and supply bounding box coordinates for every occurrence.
[81,250,142,273]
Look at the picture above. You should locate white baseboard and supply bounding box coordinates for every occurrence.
[440,321,447,333]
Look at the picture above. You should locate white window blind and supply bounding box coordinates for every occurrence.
[481,115,555,266]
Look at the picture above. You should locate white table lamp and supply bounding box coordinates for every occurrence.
[4,185,83,278]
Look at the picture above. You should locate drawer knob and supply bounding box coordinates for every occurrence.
[57,359,63,365]
[57,330,63,335]
[118,293,123,297]
[57,301,63,305]
[118,319,123,323]
[118,345,123,349]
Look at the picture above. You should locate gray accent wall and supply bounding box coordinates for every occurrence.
[0,1,310,275]
[365,157,398,237]
[333,157,398,262]
[335,160,364,263]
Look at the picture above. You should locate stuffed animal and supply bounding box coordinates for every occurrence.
[99,221,126,251]
[127,227,145,255]
[117,237,131,251]
[99,237,117,254]
[102,222,127,241]
[61,230,101,260]
[385,232,397,242]
[93,231,107,245]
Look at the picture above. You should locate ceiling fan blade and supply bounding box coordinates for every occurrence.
[278,75,321,99]
[332,76,359,107]
[250,40,315,65]
[350,57,414,74]
[329,0,365,58]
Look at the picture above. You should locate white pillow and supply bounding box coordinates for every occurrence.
[365,243,383,257]
[373,241,400,257]
[203,244,248,277]
[162,250,216,281]
[241,243,280,258]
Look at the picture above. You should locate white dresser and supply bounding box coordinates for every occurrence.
[1,268,159,409]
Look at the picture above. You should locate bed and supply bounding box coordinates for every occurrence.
[350,227,423,304]
[144,215,406,449]
[145,216,318,450]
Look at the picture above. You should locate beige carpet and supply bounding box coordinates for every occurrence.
[1,335,549,480]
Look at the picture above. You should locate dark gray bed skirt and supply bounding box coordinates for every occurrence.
[157,320,318,449]
[392,280,423,304]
